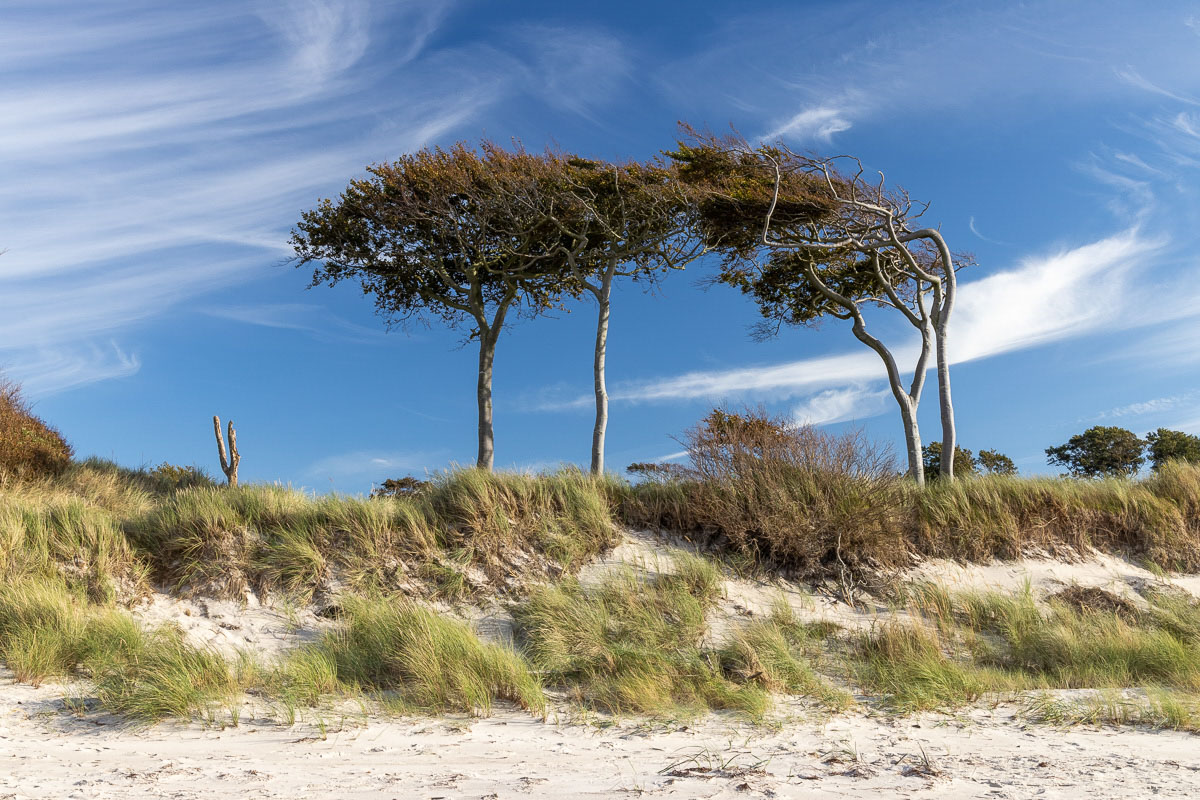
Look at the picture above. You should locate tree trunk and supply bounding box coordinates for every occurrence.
[476,330,497,472]
[935,320,955,481]
[849,322,925,485]
[931,239,957,482]
[590,268,615,475]
[899,394,923,485]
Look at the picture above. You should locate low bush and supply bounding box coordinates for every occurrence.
[0,379,72,479]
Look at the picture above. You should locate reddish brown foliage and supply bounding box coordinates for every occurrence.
[0,378,72,478]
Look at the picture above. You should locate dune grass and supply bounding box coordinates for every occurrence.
[126,469,620,601]
[621,461,1200,580]
[512,553,842,719]
[1025,689,1200,732]
[853,580,1200,711]
[0,576,245,721]
[5,455,1200,726]
[717,601,854,711]
[284,595,545,715]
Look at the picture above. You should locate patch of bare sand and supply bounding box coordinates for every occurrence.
[908,550,1200,606]
[129,593,332,661]
[3,674,1199,799]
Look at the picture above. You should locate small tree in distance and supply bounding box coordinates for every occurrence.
[976,448,1018,476]
[923,442,1018,479]
[922,442,976,479]
[1145,428,1200,470]
[1046,426,1145,478]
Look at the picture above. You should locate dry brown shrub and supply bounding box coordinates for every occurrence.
[0,378,72,478]
[626,408,906,579]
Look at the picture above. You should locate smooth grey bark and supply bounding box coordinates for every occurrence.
[849,320,928,485]
[897,228,957,480]
[804,264,929,484]
[928,232,957,481]
[589,264,615,475]
[472,293,515,473]
[475,331,496,472]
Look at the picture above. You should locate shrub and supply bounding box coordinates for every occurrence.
[148,462,216,492]
[0,378,72,478]
[622,409,906,578]
[370,476,430,498]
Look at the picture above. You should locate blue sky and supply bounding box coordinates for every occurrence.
[4,0,1200,492]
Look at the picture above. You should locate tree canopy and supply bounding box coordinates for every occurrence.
[923,442,1017,478]
[1145,428,1200,470]
[669,126,965,484]
[1045,426,1145,478]
[291,142,578,471]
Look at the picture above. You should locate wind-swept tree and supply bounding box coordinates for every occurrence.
[531,158,704,474]
[291,142,571,471]
[672,129,966,483]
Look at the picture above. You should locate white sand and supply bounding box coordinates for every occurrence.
[129,594,332,661]
[6,529,1200,798]
[3,677,1199,799]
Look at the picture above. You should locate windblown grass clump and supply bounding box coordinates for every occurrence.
[126,469,620,600]
[0,576,242,721]
[514,553,762,716]
[855,581,1200,711]
[514,553,839,718]
[0,495,146,602]
[717,601,853,710]
[288,595,545,715]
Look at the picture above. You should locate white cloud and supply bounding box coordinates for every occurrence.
[951,230,1156,363]
[761,106,852,143]
[559,229,1160,408]
[6,342,142,397]
[510,25,632,118]
[968,215,1010,245]
[1096,392,1200,421]
[792,386,891,426]
[1114,66,1200,107]
[0,1,507,395]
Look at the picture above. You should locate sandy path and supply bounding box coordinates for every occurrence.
[3,678,1199,799]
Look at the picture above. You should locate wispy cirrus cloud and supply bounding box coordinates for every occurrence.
[1094,392,1200,422]
[0,0,551,398]
[199,302,389,343]
[792,386,891,426]
[5,343,142,397]
[538,229,1160,410]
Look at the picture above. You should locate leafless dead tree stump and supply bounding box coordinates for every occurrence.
[213,415,240,487]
